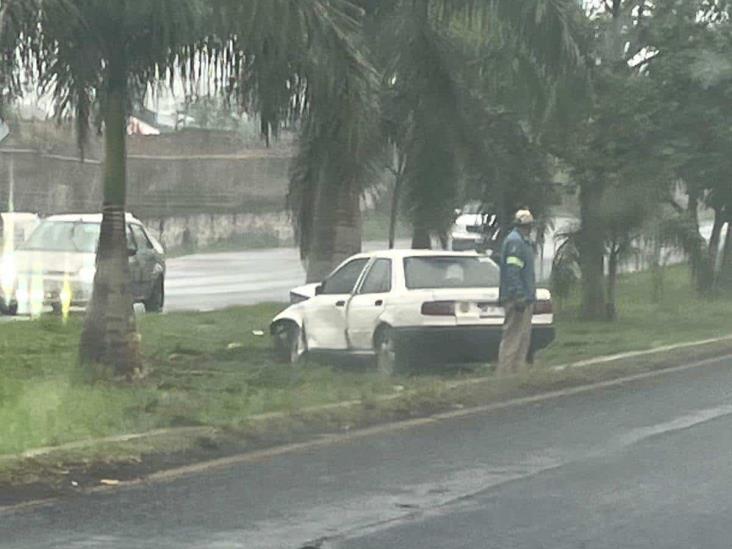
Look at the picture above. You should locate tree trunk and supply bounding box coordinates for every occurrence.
[718,221,732,290]
[606,244,619,320]
[305,179,362,283]
[687,187,699,227]
[650,238,664,304]
[388,171,402,250]
[577,182,606,319]
[79,56,142,378]
[411,220,431,249]
[708,208,725,283]
[685,186,713,294]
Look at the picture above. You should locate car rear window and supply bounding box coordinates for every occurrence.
[404,256,499,289]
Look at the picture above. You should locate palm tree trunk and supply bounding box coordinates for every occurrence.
[411,220,431,249]
[388,175,401,249]
[79,55,142,378]
[305,179,362,283]
[388,155,404,250]
[577,181,606,319]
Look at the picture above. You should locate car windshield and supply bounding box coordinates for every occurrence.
[20,220,100,253]
[404,256,499,289]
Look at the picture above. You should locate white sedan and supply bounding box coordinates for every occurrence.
[270,250,555,374]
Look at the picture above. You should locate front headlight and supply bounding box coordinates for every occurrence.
[79,266,96,284]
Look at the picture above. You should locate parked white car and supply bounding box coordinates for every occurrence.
[1,212,40,247]
[0,213,165,315]
[271,249,555,374]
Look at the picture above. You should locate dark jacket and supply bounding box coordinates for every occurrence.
[499,228,536,305]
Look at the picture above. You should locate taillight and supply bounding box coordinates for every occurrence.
[421,301,456,316]
[534,300,553,315]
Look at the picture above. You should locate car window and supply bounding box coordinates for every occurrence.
[131,224,154,250]
[359,259,392,294]
[322,258,369,295]
[20,221,100,253]
[404,256,499,289]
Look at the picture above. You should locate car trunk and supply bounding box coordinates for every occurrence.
[426,287,503,326]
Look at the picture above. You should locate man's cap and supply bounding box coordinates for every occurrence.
[514,209,535,226]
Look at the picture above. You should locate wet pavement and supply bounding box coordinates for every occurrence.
[1,218,714,316]
[3,354,732,548]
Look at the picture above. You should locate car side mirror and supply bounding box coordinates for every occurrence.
[315,283,324,296]
[127,246,137,257]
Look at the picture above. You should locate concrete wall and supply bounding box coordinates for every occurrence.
[0,122,294,217]
[0,149,292,218]
[142,211,294,252]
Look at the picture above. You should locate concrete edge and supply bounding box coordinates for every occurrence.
[4,351,732,517]
[2,332,732,465]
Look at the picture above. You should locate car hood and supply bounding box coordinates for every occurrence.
[7,250,95,276]
[290,282,320,302]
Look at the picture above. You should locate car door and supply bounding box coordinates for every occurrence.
[130,223,159,299]
[346,258,392,350]
[301,257,369,351]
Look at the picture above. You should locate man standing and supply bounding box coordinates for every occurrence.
[497,209,537,375]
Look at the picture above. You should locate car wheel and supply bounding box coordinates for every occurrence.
[50,302,62,316]
[144,277,165,313]
[375,327,409,376]
[273,321,301,364]
[0,299,17,316]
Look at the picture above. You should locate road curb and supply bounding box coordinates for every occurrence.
[2,333,732,474]
[4,351,732,517]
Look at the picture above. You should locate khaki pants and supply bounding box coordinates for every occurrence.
[497,301,534,375]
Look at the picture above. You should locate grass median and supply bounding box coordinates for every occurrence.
[1,265,732,491]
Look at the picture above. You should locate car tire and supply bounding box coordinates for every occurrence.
[144,277,165,313]
[0,299,18,316]
[374,327,410,376]
[50,302,63,316]
[273,321,301,364]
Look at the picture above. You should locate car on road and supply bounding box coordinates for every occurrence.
[0,212,40,248]
[271,249,555,374]
[449,202,503,257]
[0,213,165,315]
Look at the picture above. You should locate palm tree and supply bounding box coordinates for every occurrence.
[292,0,584,268]
[1,0,374,375]
[373,0,583,249]
[1,0,214,377]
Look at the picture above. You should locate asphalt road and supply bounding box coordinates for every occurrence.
[164,218,714,313]
[163,236,558,313]
[4,355,732,549]
[1,218,713,316]
[163,239,413,312]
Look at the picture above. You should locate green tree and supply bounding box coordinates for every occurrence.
[1,0,374,374]
[374,0,583,249]
[545,0,678,320]
[290,0,584,279]
[644,0,732,293]
[0,0,214,376]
